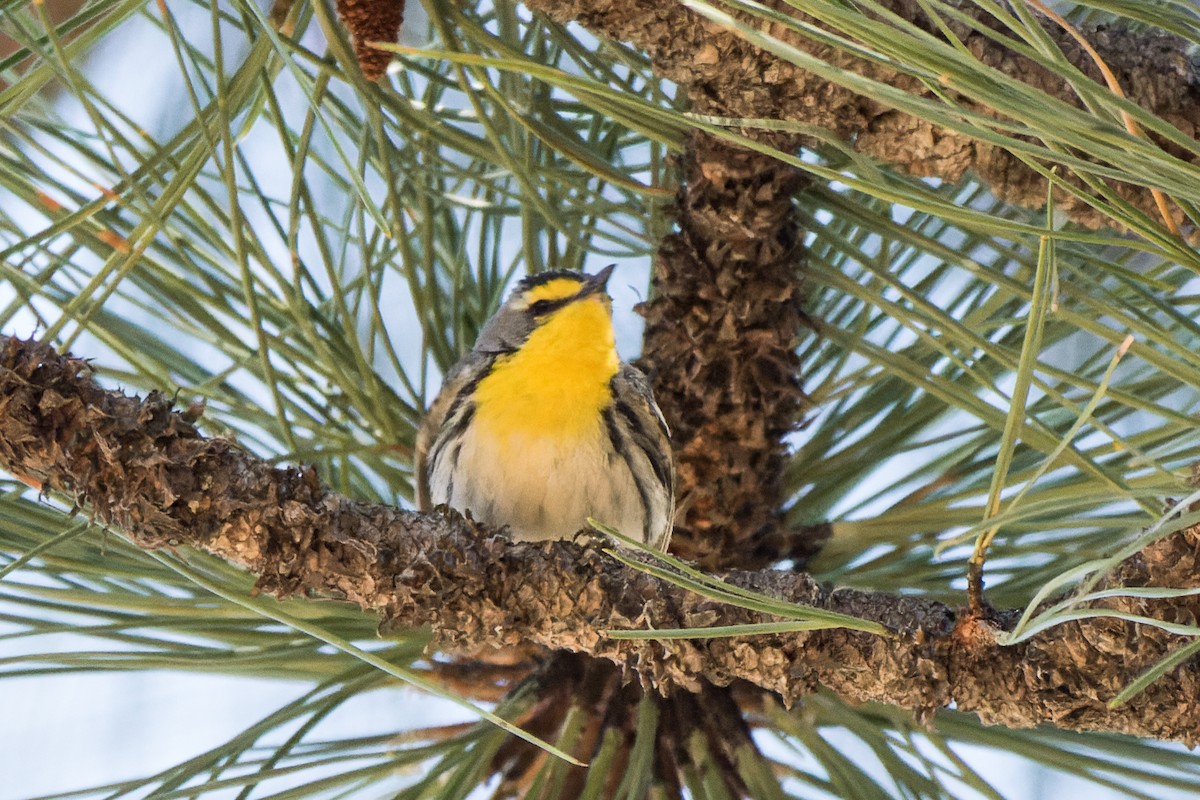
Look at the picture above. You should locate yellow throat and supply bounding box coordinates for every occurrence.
[473,296,619,442]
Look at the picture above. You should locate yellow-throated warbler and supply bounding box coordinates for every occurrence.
[415,265,674,550]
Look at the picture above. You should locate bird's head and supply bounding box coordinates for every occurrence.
[473,264,616,355]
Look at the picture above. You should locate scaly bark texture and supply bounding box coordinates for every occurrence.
[488,654,756,797]
[5,334,1200,744]
[517,0,1200,234]
[640,133,811,571]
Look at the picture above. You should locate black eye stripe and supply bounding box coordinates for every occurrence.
[527,297,573,315]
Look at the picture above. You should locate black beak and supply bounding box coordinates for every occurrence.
[584,264,617,295]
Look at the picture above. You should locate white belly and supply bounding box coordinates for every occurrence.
[430,420,647,542]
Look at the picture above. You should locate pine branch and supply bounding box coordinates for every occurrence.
[515,0,1200,234]
[639,133,810,570]
[5,334,1200,744]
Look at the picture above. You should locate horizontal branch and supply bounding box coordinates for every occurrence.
[522,0,1200,233]
[2,335,1200,743]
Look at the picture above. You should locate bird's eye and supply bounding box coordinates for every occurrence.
[528,299,554,315]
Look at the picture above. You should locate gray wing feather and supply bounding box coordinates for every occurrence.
[414,355,484,512]
[617,364,670,438]
[614,364,675,550]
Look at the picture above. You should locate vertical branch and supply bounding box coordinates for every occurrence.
[639,132,811,570]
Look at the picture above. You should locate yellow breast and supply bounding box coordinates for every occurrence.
[473,296,618,441]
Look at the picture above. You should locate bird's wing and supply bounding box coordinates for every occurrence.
[414,355,485,512]
[617,363,671,439]
[614,363,675,550]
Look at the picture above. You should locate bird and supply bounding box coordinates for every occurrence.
[415,264,674,550]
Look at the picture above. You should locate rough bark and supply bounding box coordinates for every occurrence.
[640,133,811,570]
[5,334,1200,744]
[519,0,1200,233]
